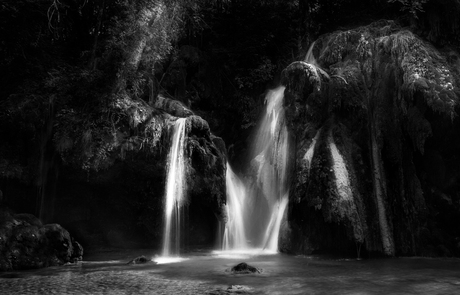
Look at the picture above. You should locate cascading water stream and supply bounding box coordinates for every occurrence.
[303,41,329,79]
[222,86,290,253]
[223,165,248,250]
[255,86,290,251]
[161,118,187,258]
[304,40,317,64]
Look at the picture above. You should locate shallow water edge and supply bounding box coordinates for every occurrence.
[1,250,460,294]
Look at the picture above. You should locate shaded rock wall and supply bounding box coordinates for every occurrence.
[0,209,82,271]
[49,94,227,250]
[0,89,227,252]
[280,20,460,257]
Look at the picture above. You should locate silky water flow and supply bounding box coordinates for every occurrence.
[156,118,189,264]
[222,86,289,254]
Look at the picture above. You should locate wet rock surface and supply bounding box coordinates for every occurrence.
[229,262,261,274]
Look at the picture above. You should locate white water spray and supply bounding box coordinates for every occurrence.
[223,165,249,250]
[223,86,290,253]
[304,41,317,65]
[304,41,329,79]
[161,118,187,257]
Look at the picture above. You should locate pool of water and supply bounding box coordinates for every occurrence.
[1,249,460,294]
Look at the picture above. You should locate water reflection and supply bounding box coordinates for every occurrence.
[153,256,189,264]
[213,248,277,259]
[1,251,459,294]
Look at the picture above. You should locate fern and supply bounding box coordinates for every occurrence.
[388,0,428,18]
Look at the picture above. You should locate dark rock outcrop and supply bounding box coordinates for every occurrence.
[153,95,194,118]
[186,115,226,210]
[230,262,261,274]
[49,92,227,250]
[0,208,83,271]
[280,20,460,257]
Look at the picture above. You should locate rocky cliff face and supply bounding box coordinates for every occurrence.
[0,2,228,253]
[49,93,227,250]
[0,89,228,268]
[0,209,83,271]
[279,20,460,257]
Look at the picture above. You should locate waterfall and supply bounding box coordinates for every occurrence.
[223,165,248,250]
[303,41,329,79]
[304,41,317,64]
[162,118,187,257]
[223,86,290,253]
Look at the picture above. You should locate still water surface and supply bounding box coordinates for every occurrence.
[1,250,459,294]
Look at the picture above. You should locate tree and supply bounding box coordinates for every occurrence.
[388,0,428,17]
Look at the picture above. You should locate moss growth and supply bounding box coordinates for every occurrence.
[284,20,460,256]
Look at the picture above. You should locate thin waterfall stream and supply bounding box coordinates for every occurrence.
[156,118,188,263]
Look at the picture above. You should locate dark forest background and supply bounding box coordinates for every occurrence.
[1,0,459,252]
[1,0,458,161]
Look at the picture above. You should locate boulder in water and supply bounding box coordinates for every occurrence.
[0,208,83,271]
[230,262,261,274]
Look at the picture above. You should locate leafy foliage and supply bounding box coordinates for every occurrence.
[388,0,428,17]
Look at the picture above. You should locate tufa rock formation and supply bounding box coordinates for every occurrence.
[279,20,460,257]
